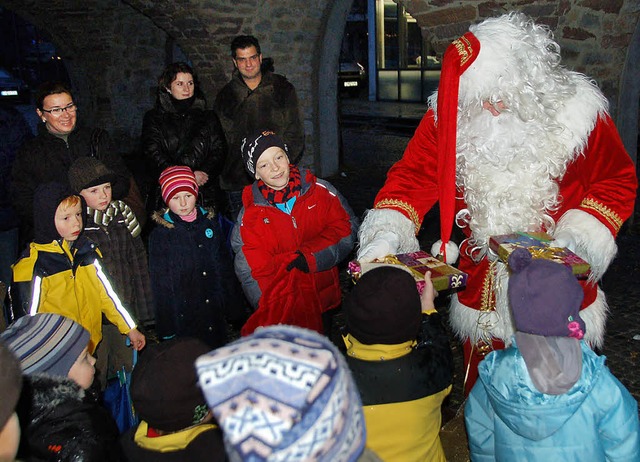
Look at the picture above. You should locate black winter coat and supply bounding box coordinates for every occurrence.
[142,91,226,208]
[214,70,305,191]
[11,124,134,242]
[17,374,122,461]
[148,207,246,348]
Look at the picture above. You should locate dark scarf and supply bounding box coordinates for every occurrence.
[171,94,196,113]
[258,165,302,206]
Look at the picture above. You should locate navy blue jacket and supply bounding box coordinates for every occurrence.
[148,207,245,348]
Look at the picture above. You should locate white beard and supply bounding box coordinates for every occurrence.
[455,105,577,260]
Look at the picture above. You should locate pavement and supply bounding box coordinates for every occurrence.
[326,96,640,461]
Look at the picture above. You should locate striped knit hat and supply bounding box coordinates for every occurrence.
[0,313,90,377]
[158,166,199,204]
[0,340,22,429]
[196,325,366,462]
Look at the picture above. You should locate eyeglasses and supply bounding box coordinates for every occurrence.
[235,54,260,65]
[41,103,77,116]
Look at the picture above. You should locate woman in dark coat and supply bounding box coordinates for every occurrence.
[142,62,227,210]
[11,81,142,245]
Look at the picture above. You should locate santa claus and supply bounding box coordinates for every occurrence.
[357,12,637,393]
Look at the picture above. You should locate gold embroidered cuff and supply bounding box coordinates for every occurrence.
[375,198,422,233]
[580,197,623,233]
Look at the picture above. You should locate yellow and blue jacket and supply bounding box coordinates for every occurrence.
[12,236,137,353]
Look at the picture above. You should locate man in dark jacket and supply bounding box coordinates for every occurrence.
[214,35,305,220]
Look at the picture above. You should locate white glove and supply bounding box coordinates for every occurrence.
[551,230,577,253]
[357,231,400,262]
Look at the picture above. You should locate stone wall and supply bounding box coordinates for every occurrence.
[1,0,638,172]
[401,0,640,117]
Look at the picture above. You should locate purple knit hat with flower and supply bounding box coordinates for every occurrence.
[508,248,585,339]
[508,248,586,394]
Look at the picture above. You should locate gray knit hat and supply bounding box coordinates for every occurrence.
[0,314,90,377]
[0,340,22,429]
[68,157,117,193]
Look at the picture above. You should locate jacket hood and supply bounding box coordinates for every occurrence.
[478,340,603,440]
[151,206,214,229]
[33,182,77,244]
[24,373,85,424]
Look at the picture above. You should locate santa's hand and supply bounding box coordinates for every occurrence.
[551,230,576,253]
[357,231,399,262]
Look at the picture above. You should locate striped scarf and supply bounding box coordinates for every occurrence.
[258,165,302,206]
[87,200,141,238]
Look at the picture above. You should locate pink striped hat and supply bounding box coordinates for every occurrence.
[159,166,198,204]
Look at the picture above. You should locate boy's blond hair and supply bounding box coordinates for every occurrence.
[58,195,81,211]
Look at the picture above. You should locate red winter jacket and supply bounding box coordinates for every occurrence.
[231,169,358,335]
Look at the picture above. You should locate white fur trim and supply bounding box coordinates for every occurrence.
[579,286,608,349]
[555,209,617,282]
[357,208,419,258]
[430,240,460,264]
[448,262,514,345]
[448,265,607,348]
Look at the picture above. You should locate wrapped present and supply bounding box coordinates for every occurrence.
[489,232,590,278]
[348,250,468,293]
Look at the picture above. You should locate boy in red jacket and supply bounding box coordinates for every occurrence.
[232,129,358,335]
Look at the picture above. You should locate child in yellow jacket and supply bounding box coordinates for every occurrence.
[12,182,145,354]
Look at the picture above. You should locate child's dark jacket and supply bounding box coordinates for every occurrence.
[17,374,122,461]
[148,207,244,348]
[83,204,154,324]
[345,312,453,462]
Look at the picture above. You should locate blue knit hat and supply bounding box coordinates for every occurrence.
[0,340,22,429]
[0,314,90,377]
[196,325,366,462]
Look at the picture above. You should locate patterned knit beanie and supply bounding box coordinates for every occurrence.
[158,165,199,204]
[196,325,366,462]
[240,129,288,177]
[0,313,90,377]
[0,340,22,429]
[68,157,118,193]
[131,337,211,432]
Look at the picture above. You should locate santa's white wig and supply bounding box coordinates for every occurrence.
[427,12,608,260]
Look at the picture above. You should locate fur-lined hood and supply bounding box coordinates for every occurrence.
[26,374,85,424]
[151,206,216,229]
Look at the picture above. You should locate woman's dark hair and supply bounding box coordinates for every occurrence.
[35,82,74,109]
[158,62,199,91]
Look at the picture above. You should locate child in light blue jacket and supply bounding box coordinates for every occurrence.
[465,248,639,461]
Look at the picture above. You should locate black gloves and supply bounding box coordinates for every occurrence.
[286,251,309,273]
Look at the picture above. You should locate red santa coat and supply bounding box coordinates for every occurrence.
[372,108,636,367]
[232,169,357,335]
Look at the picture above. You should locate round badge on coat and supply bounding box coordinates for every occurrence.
[205,228,213,238]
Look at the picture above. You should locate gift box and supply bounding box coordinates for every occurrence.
[348,250,468,293]
[489,232,590,278]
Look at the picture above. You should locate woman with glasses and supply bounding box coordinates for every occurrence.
[141,62,227,212]
[11,81,142,245]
